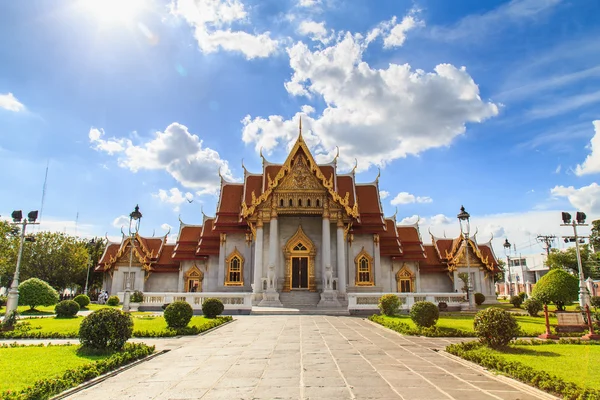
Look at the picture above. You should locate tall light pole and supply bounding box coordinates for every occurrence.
[122,205,142,312]
[561,211,589,308]
[457,206,475,310]
[83,238,96,296]
[503,238,513,298]
[5,210,39,315]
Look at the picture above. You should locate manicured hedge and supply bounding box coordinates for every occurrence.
[369,315,473,337]
[446,341,600,400]
[0,343,154,400]
[133,316,232,337]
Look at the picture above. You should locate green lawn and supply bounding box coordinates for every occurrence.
[0,345,110,392]
[10,314,228,337]
[0,303,120,316]
[377,313,553,336]
[478,301,579,313]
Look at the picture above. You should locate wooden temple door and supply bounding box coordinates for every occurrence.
[291,257,309,289]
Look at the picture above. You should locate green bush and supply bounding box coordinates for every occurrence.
[473,307,520,348]
[409,301,439,328]
[369,315,472,337]
[518,292,526,301]
[79,308,133,350]
[0,295,6,308]
[0,343,154,400]
[202,298,224,318]
[437,302,448,311]
[1,310,18,330]
[133,316,233,337]
[55,300,80,318]
[532,269,579,311]
[522,298,543,317]
[73,294,90,309]
[474,292,485,305]
[164,301,193,329]
[378,294,401,316]
[130,290,144,303]
[106,295,120,306]
[18,278,59,310]
[509,295,523,308]
[590,296,600,309]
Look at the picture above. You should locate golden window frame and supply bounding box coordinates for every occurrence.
[225,247,244,286]
[354,247,374,286]
[396,264,414,293]
[184,265,204,292]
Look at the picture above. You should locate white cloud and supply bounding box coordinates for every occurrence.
[154,188,194,211]
[298,0,321,7]
[555,164,562,174]
[383,14,423,48]
[298,20,331,44]
[161,223,173,231]
[399,214,420,225]
[242,19,498,172]
[90,123,234,196]
[172,0,278,59]
[112,215,130,228]
[429,214,452,225]
[431,0,561,42]
[0,92,25,112]
[551,183,600,213]
[575,121,600,176]
[379,190,390,199]
[528,91,600,120]
[391,192,432,205]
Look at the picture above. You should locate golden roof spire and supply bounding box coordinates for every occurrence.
[299,116,303,141]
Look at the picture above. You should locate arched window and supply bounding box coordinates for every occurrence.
[298,199,302,206]
[289,198,293,206]
[307,199,311,207]
[225,248,244,286]
[396,266,413,293]
[354,247,374,286]
[280,199,284,207]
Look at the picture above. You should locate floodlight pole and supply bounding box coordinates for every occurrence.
[571,221,588,309]
[6,215,39,315]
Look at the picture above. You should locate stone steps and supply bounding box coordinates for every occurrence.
[279,291,321,308]
[250,306,350,316]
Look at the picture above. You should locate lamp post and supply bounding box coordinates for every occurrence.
[5,210,39,315]
[503,238,513,298]
[122,205,142,312]
[560,211,589,308]
[83,238,96,296]
[457,205,475,310]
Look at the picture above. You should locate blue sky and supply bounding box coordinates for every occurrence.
[1,0,600,256]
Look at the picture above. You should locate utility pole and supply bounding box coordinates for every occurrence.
[537,235,556,256]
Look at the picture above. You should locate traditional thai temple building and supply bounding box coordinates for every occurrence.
[96,126,500,312]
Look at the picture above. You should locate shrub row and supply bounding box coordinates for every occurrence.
[446,341,600,400]
[369,315,474,337]
[133,316,232,337]
[0,343,154,400]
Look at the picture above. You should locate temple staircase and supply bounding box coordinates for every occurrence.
[251,291,349,315]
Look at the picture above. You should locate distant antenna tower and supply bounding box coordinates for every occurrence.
[536,235,556,256]
[38,160,49,231]
[75,211,79,236]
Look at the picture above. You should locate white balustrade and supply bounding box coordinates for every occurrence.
[347,292,467,312]
[116,292,253,311]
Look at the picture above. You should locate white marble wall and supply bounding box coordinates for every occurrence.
[145,273,179,292]
[109,265,143,295]
[420,272,453,292]
[216,233,253,292]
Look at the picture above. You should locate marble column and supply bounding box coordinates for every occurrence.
[177,266,184,292]
[322,214,331,288]
[260,212,282,306]
[218,233,226,288]
[336,218,346,293]
[268,216,278,278]
[373,234,381,286]
[252,217,264,294]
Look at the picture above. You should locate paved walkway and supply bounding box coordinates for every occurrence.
[66,316,554,400]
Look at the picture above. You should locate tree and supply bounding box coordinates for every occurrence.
[531,269,579,311]
[590,220,600,253]
[545,245,600,279]
[18,278,59,310]
[495,258,506,283]
[0,220,19,288]
[80,238,107,293]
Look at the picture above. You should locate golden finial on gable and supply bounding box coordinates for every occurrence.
[351,158,358,174]
[375,167,381,184]
[298,116,303,141]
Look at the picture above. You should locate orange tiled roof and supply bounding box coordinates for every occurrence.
[196,218,220,256]
[396,225,426,260]
[173,225,203,260]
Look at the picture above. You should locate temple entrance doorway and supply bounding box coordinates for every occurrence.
[291,256,309,289]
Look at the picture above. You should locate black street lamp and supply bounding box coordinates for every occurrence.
[457,206,475,310]
[503,238,513,298]
[123,205,142,312]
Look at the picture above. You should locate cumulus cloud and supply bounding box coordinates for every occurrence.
[429,214,452,225]
[90,123,234,196]
[154,188,194,211]
[172,0,278,59]
[298,20,331,44]
[551,183,600,213]
[0,92,25,112]
[298,0,321,7]
[390,192,433,205]
[399,214,420,225]
[242,16,499,172]
[112,215,130,228]
[575,121,600,176]
[383,14,424,48]
[379,190,390,199]
[161,223,173,231]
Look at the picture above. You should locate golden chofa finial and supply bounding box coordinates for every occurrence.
[298,116,303,140]
[351,158,358,174]
[375,167,381,184]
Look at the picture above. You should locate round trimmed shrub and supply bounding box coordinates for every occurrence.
[55,300,80,318]
[202,298,224,318]
[130,290,144,303]
[437,302,448,311]
[79,308,133,350]
[522,298,543,317]
[409,301,439,328]
[474,307,520,348]
[73,294,90,309]
[510,295,523,308]
[474,292,485,305]
[531,269,579,311]
[18,278,59,310]
[518,292,526,301]
[378,294,401,316]
[106,295,120,306]
[164,301,193,329]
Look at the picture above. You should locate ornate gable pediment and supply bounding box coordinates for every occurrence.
[447,239,494,272]
[277,154,325,192]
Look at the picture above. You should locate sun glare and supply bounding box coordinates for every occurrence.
[78,0,146,24]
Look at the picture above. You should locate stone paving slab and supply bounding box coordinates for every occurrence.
[65,316,556,400]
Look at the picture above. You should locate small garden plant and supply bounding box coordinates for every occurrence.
[409,301,439,328]
[378,294,401,316]
[55,300,80,318]
[474,292,485,305]
[106,295,120,306]
[18,278,59,311]
[473,307,520,348]
[164,301,193,329]
[522,298,543,317]
[202,298,224,318]
[130,290,144,303]
[73,294,90,309]
[510,295,523,308]
[79,308,133,351]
